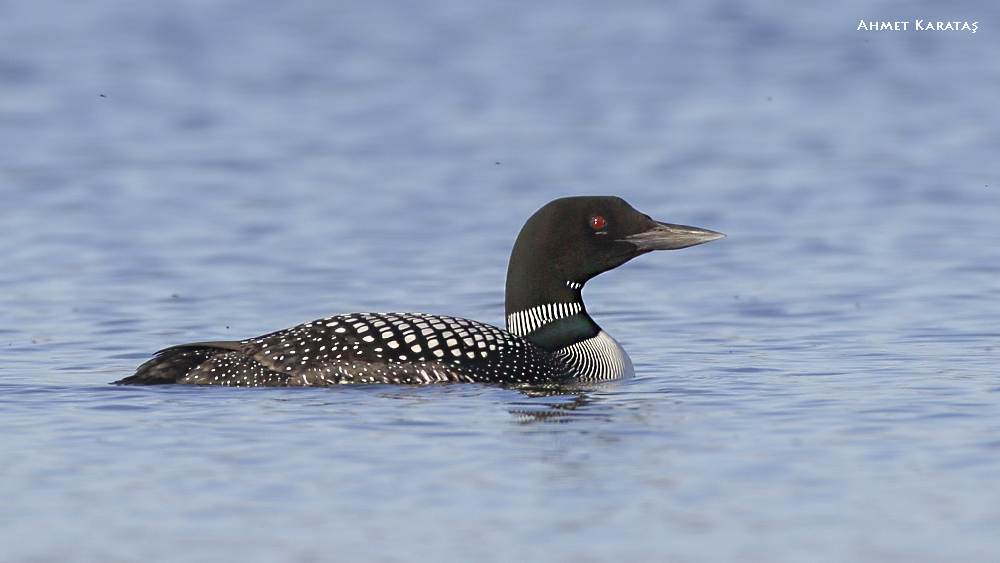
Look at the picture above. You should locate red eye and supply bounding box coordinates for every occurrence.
[590,215,606,229]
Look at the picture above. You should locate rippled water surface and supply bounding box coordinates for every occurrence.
[2,1,1000,561]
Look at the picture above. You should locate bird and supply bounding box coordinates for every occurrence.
[115,196,723,387]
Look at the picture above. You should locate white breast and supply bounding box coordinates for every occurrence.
[553,330,634,381]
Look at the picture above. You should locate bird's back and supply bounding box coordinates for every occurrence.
[118,312,574,386]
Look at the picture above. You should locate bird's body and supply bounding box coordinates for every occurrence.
[116,196,723,387]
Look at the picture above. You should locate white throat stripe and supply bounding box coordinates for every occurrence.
[506,302,583,337]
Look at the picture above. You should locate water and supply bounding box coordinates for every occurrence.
[2,0,1000,561]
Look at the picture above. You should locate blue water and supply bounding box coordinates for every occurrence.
[2,0,1000,561]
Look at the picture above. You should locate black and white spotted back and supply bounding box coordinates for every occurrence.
[142,312,574,387]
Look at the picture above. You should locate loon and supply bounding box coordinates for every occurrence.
[115,196,723,387]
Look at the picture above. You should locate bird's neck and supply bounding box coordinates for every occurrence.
[504,251,599,352]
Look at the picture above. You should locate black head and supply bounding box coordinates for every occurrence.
[505,196,724,315]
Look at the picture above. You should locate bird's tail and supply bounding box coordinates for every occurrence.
[114,342,243,385]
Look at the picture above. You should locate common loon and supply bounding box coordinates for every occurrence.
[116,196,723,387]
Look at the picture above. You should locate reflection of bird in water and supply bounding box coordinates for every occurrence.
[508,393,606,424]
